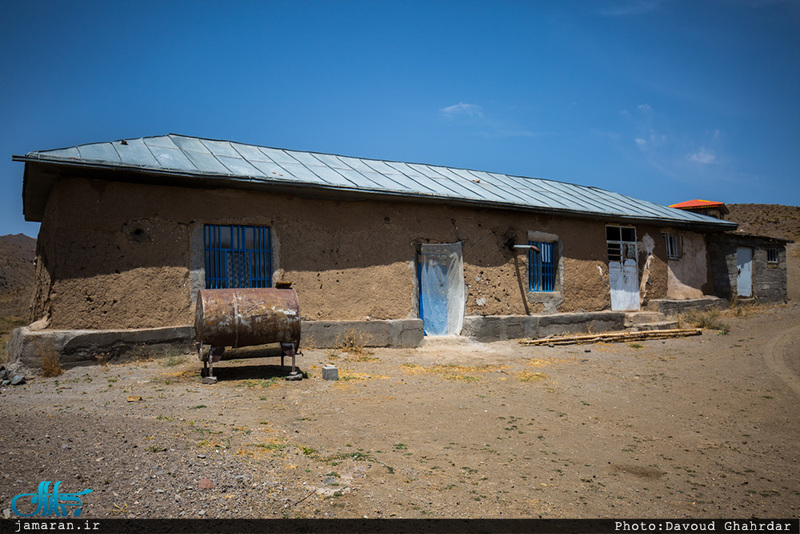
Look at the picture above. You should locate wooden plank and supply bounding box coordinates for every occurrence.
[519,328,702,346]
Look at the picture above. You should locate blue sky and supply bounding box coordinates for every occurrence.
[1,0,798,238]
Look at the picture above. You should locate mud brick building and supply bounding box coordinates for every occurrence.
[10,134,785,363]
[669,199,790,303]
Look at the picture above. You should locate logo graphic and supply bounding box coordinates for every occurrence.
[10,481,92,517]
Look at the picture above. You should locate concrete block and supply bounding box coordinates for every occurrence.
[322,365,339,381]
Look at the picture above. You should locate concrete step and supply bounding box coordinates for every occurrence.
[624,311,668,327]
[628,320,680,332]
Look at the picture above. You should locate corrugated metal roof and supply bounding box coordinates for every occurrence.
[15,134,737,229]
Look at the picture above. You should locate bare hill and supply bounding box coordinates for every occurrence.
[0,233,36,293]
[0,234,36,356]
[727,204,800,241]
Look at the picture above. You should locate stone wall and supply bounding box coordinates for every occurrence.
[707,233,788,302]
[752,246,788,301]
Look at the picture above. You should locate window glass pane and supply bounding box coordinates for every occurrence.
[219,227,232,248]
[663,234,678,258]
[621,227,636,242]
[606,226,620,241]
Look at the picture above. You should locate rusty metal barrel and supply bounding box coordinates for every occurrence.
[195,288,301,349]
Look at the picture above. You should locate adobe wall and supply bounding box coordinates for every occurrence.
[665,231,709,299]
[633,227,669,306]
[32,177,675,330]
[31,178,193,329]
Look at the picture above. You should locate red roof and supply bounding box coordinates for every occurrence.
[669,199,726,210]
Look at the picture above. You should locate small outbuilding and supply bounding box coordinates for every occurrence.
[671,200,789,303]
[11,135,750,363]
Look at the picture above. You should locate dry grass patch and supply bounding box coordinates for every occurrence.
[680,309,730,334]
[37,341,63,378]
[525,357,578,367]
[401,363,507,382]
[337,329,372,356]
[248,437,292,456]
[335,371,365,381]
[725,300,781,318]
[161,369,198,380]
[516,371,548,383]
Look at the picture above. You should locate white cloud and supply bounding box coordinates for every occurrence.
[688,147,717,164]
[637,103,652,112]
[635,138,647,146]
[440,102,483,118]
[439,102,537,138]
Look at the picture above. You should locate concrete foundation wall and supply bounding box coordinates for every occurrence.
[30,177,689,332]
[645,297,727,316]
[8,325,195,369]
[10,313,630,369]
[302,319,424,349]
[462,311,626,342]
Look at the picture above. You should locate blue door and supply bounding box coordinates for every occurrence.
[420,255,449,335]
[418,243,465,336]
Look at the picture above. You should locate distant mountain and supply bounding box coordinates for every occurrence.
[0,234,36,293]
[727,204,800,242]
[0,234,36,339]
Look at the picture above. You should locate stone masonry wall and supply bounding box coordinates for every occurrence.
[706,234,787,302]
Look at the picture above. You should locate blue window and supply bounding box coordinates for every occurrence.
[204,224,271,289]
[529,241,556,292]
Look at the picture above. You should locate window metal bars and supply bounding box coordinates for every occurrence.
[606,226,637,262]
[767,248,778,263]
[529,241,555,292]
[204,225,272,289]
[663,233,680,259]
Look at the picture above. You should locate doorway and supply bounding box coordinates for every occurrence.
[607,226,640,311]
[418,243,465,336]
[736,247,753,297]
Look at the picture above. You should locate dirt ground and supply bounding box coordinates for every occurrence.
[1,303,799,520]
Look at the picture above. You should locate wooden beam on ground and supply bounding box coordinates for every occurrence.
[519,328,703,346]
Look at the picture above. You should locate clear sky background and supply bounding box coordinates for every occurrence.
[1,0,798,238]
